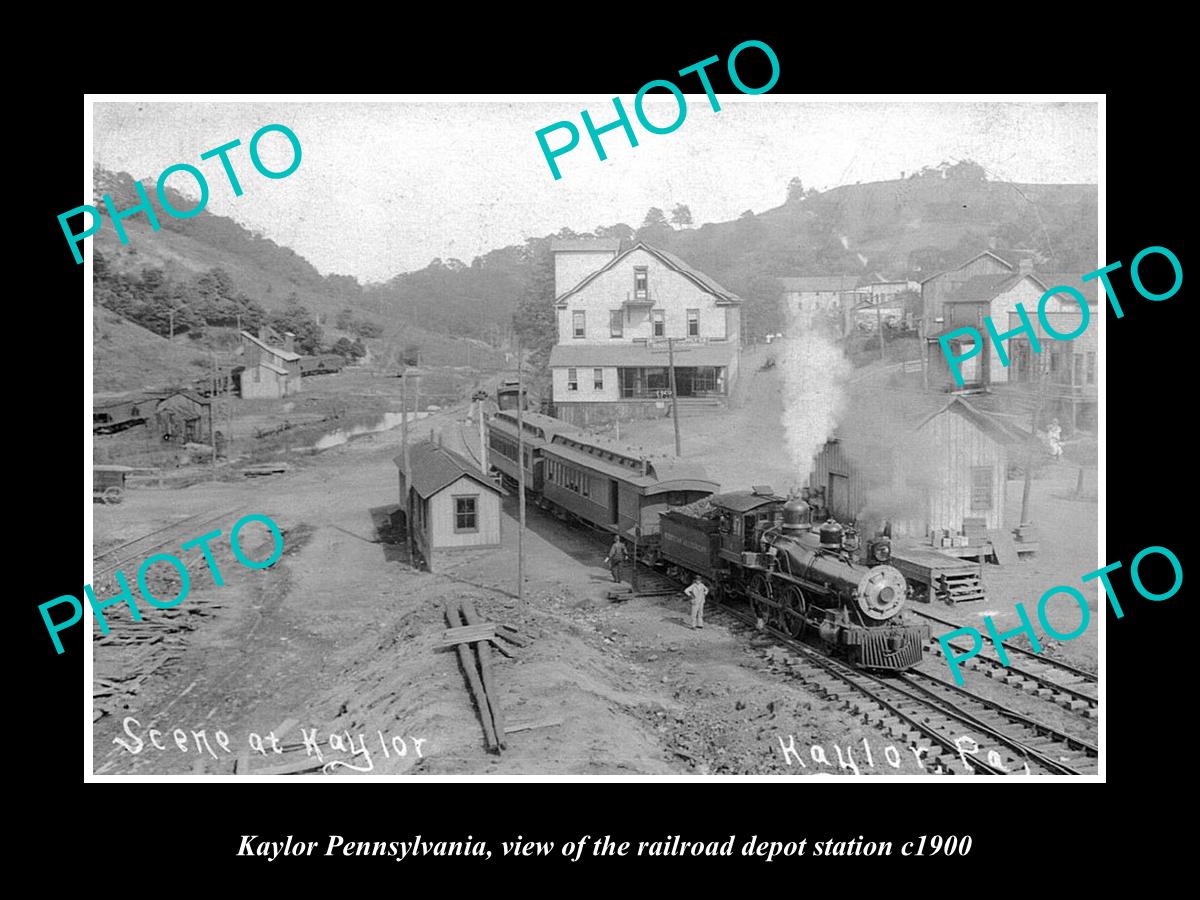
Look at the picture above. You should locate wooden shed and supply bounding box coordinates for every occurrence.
[395,439,504,572]
[809,396,1028,540]
[154,390,213,445]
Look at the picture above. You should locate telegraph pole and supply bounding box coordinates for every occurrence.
[667,337,681,457]
[477,394,489,475]
[1019,356,1050,526]
[402,372,413,564]
[516,338,526,602]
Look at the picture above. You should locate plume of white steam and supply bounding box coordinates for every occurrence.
[778,320,853,486]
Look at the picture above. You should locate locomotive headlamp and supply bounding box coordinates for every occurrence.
[856,565,907,620]
[873,539,891,563]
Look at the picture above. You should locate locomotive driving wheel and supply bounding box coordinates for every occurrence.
[747,574,772,623]
[779,585,807,638]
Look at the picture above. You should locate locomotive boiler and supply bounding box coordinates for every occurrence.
[659,492,929,671]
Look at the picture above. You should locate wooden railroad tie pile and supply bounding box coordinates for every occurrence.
[440,599,532,754]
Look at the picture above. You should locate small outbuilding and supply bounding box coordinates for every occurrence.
[395,439,504,572]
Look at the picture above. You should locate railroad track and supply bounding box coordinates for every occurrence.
[711,598,1095,776]
[93,504,248,579]
[912,608,1098,717]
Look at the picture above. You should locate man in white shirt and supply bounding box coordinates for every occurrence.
[684,575,709,629]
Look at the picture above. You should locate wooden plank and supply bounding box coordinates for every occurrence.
[508,718,563,734]
[990,530,1019,566]
[445,600,500,752]
[462,599,506,750]
[495,624,531,647]
[438,624,496,647]
[490,639,519,659]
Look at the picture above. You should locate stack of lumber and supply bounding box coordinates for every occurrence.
[441,600,534,753]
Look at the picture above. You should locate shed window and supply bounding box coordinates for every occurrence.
[573,311,586,339]
[454,496,478,532]
[970,466,994,511]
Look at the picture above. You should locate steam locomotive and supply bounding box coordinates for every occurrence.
[659,491,929,670]
[482,413,928,671]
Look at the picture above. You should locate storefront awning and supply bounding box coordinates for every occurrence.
[549,342,737,368]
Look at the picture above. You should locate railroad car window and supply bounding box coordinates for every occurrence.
[610,309,623,338]
[454,496,478,532]
[573,311,586,338]
[687,309,699,337]
[970,466,994,510]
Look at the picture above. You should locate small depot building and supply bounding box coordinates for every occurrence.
[395,439,504,572]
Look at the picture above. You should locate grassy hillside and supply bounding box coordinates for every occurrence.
[93,304,210,393]
[91,161,1095,377]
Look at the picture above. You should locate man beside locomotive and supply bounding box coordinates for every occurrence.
[605,536,628,583]
[685,575,709,629]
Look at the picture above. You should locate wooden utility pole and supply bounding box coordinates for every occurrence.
[919,315,929,391]
[210,351,218,470]
[875,297,885,360]
[516,338,526,602]
[402,373,413,563]
[477,395,489,475]
[1019,357,1050,526]
[667,337,681,457]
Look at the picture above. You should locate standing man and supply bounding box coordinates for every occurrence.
[605,536,628,583]
[685,575,709,629]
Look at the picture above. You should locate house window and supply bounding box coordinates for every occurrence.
[687,309,699,337]
[634,266,648,299]
[1086,351,1096,385]
[1074,353,1085,385]
[567,368,578,391]
[454,496,478,532]
[594,368,604,391]
[652,309,665,337]
[970,466,993,511]
[609,309,623,338]
[573,311,586,339]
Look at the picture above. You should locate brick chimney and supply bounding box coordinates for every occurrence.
[284,332,296,352]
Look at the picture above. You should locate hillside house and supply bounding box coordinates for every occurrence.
[549,240,743,425]
[1005,274,1098,431]
[928,263,1090,392]
[239,330,303,399]
[153,389,214,445]
[395,439,504,572]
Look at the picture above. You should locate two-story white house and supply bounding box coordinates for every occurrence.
[548,240,742,425]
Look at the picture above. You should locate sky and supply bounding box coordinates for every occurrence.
[92,99,1098,283]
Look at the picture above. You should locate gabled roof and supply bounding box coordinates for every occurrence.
[780,274,864,293]
[157,389,211,406]
[550,238,621,254]
[394,439,501,499]
[1038,274,1098,305]
[919,249,1021,285]
[240,331,301,362]
[916,396,1030,446]
[554,242,742,306]
[943,273,1047,304]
